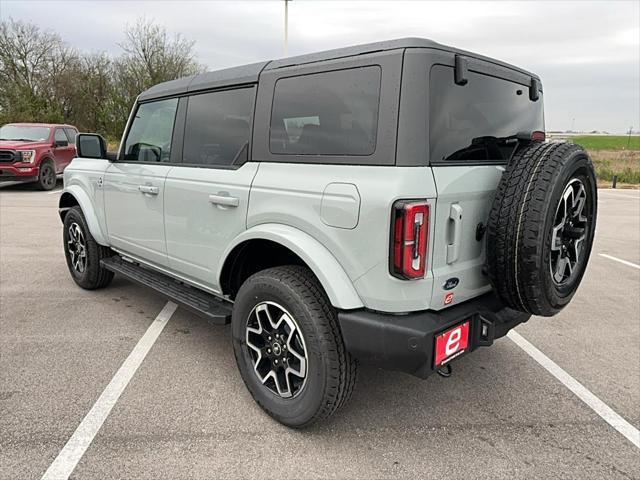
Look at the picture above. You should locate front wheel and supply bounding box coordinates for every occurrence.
[231,266,357,428]
[36,160,57,191]
[63,206,114,289]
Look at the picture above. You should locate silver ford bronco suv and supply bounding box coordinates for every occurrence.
[59,38,597,427]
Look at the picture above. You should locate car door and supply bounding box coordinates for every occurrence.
[103,97,179,268]
[164,87,258,289]
[63,127,79,163]
[53,128,75,173]
[427,63,544,310]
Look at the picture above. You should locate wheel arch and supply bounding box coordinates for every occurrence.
[58,187,109,246]
[218,224,363,310]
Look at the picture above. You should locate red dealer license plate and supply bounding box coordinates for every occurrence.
[434,321,470,367]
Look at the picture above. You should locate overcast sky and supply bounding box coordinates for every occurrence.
[1,0,638,133]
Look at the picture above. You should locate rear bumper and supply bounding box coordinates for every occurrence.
[0,164,39,181]
[337,293,530,379]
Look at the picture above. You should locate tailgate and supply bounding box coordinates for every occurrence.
[429,165,503,310]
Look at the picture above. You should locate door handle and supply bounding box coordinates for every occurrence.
[138,185,159,195]
[209,194,239,208]
[446,203,463,264]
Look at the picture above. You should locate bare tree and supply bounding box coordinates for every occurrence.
[0,17,204,139]
[0,19,77,123]
[117,18,201,90]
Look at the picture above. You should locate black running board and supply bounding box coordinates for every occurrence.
[101,256,232,324]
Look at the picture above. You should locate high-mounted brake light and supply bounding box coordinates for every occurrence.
[390,200,429,279]
[531,131,546,142]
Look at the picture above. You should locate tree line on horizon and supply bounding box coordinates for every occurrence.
[0,18,203,141]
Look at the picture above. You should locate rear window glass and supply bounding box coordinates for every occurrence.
[270,66,381,156]
[429,65,544,163]
[183,87,254,167]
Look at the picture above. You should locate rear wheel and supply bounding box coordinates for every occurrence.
[486,142,597,316]
[36,160,56,191]
[231,265,357,428]
[63,206,114,289]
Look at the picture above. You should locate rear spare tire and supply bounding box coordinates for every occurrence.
[486,142,597,316]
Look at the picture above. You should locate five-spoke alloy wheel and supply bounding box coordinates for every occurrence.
[67,222,88,274]
[232,265,357,428]
[62,206,114,289]
[245,301,308,398]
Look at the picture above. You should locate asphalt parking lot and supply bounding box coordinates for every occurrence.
[1,181,638,480]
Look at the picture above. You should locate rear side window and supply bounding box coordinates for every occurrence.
[429,65,544,163]
[123,98,178,162]
[182,87,254,167]
[270,66,381,156]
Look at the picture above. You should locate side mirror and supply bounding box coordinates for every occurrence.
[54,139,69,147]
[76,133,108,159]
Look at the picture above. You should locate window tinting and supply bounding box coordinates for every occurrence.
[183,87,254,167]
[54,129,68,143]
[123,98,178,162]
[430,66,544,163]
[270,66,381,156]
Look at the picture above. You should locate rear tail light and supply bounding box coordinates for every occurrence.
[390,200,429,279]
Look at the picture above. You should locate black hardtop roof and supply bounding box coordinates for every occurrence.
[138,37,538,102]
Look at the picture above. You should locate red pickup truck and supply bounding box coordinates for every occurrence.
[0,123,78,190]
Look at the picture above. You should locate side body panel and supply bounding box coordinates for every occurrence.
[247,163,438,312]
[164,163,259,288]
[61,157,110,245]
[219,223,364,310]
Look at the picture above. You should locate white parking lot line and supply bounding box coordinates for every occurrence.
[41,301,178,480]
[508,330,640,449]
[597,192,640,200]
[599,253,640,270]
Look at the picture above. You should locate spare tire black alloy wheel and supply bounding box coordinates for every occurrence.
[550,178,589,285]
[245,301,308,398]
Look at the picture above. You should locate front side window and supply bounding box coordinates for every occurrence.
[54,129,68,143]
[64,128,77,143]
[182,87,254,167]
[123,98,178,162]
[429,65,544,163]
[270,66,381,156]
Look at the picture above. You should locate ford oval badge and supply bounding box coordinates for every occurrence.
[443,277,459,290]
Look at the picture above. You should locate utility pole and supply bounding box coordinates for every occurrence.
[627,126,633,149]
[284,0,290,56]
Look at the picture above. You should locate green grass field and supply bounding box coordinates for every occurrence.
[570,135,640,151]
